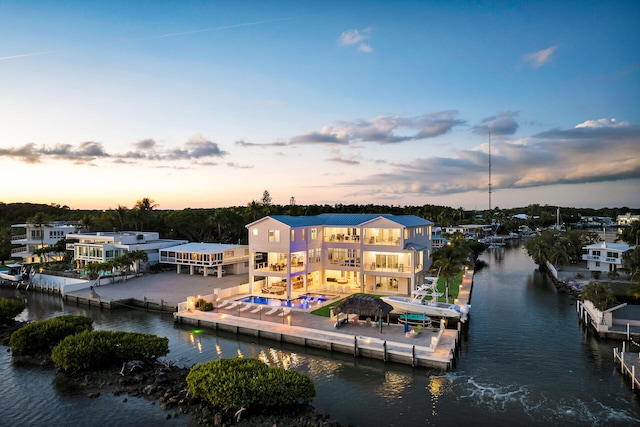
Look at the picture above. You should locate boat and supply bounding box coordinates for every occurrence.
[381,276,470,322]
[398,313,433,327]
[0,263,27,282]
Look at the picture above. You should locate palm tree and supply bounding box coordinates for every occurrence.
[134,197,158,231]
[581,281,617,311]
[431,242,469,302]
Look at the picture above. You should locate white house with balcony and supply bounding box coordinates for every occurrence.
[582,242,634,274]
[66,230,187,273]
[617,213,640,226]
[246,213,433,300]
[159,242,249,277]
[10,221,79,263]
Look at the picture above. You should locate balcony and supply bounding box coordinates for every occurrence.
[582,254,623,265]
[11,246,28,255]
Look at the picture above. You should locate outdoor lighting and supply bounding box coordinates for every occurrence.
[287,315,291,326]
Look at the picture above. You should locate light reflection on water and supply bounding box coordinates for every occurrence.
[1,243,640,426]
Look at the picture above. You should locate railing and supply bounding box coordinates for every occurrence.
[366,263,411,273]
[582,254,622,264]
[11,234,26,241]
[11,246,28,254]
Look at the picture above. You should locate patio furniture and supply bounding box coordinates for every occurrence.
[238,303,252,312]
[250,305,263,314]
[226,301,240,310]
[264,306,280,316]
[278,308,291,317]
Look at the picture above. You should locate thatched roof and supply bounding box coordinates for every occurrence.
[333,296,393,317]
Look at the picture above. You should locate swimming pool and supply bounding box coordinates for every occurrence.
[240,293,337,309]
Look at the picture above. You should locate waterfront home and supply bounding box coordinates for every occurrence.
[159,242,249,277]
[245,213,434,300]
[441,224,492,240]
[10,221,79,263]
[617,212,640,226]
[582,242,635,275]
[66,230,187,273]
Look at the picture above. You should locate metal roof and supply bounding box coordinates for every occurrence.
[269,213,433,228]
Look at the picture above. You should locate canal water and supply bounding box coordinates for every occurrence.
[1,243,640,426]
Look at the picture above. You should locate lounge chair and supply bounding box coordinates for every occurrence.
[216,300,231,309]
[278,307,291,317]
[250,305,263,314]
[238,303,252,312]
[226,301,240,310]
[264,306,280,316]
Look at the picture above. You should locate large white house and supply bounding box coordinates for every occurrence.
[10,221,79,263]
[159,242,249,277]
[66,231,187,273]
[246,213,434,299]
[582,242,635,274]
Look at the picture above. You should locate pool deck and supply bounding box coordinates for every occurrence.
[61,271,467,369]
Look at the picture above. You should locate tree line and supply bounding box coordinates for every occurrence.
[1,195,637,262]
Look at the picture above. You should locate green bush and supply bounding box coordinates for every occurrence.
[9,315,93,355]
[195,298,214,311]
[0,298,26,325]
[51,330,169,371]
[186,358,315,410]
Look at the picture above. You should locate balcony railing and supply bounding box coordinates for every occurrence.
[11,246,28,255]
[582,254,623,265]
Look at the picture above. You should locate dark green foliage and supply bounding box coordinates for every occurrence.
[0,298,26,324]
[186,358,316,410]
[195,298,214,311]
[9,315,93,355]
[581,281,618,311]
[51,330,169,371]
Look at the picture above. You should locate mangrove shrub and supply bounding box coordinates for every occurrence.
[9,314,93,355]
[186,358,315,410]
[51,330,169,371]
[0,298,25,325]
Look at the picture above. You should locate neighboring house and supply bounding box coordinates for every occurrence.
[159,242,249,277]
[442,224,493,240]
[66,231,187,273]
[582,242,635,274]
[617,213,640,226]
[431,227,449,249]
[10,221,79,263]
[246,213,434,299]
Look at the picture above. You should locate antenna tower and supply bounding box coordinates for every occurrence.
[488,132,492,213]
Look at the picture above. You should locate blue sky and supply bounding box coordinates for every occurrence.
[1,1,638,211]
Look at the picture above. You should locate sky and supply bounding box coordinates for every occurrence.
[1,1,639,211]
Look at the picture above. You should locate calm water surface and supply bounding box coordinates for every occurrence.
[2,243,640,426]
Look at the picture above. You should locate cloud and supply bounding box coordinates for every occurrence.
[0,134,227,164]
[289,111,465,145]
[472,111,519,136]
[523,46,558,68]
[344,117,640,199]
[339,28,374,53]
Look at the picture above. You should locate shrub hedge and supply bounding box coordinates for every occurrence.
[186,358,316,410]
[9,314,93,355]
[51,330,169,371]
[0,298,26,325]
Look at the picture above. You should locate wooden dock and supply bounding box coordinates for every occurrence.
[614,343,640,392]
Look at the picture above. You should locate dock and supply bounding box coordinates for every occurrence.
[174,307,461,370]
[614,342,640,392]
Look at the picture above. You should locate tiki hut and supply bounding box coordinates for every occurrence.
[333,296,393,330]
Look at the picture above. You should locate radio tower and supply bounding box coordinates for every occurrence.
[488,132,492,213]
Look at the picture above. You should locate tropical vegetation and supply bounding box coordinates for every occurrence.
[51,330,169,371]
[9,315,94,355]
[0,298,25,325]
[523,229,601,267]
[186,358,315,411]
[581,281,618,311]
